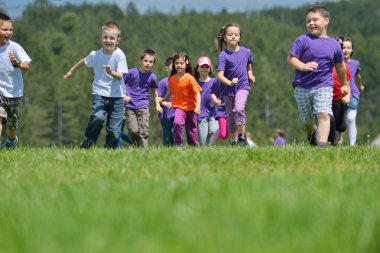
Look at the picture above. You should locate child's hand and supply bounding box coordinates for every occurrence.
[341,85,350,97]
[248,73,256,84]
[156,97,163,103]
[123,95,131,103]
[359,84,365,93]
[162,101,172,108]
[230,78,238,86]
[341,94,350,104]
[104,65,112,75]
[8,52,19,67]
[156,105,163,113]
[194,106,201,115]
[63,71,73,79]
[302,62,318,72]
[213,99,221,107]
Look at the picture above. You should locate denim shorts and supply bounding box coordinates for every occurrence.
[294,86,333,124]
[0,97,21,129]
[346,94,360,110]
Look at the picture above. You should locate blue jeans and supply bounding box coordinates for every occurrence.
[161,118,174,146]
[84,94,124,148]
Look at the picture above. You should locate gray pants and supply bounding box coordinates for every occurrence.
[198,117,219,146]
[125,108,150,148]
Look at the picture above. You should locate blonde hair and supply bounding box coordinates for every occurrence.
[101,21,121,37]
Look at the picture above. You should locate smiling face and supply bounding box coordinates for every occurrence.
[174,56,187,75]
[100,28,120,54]
[0,20,13,46]
[306,11,329,37]
[342,40,353,60]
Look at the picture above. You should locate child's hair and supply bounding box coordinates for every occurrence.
[276,128,286,137]
[305,5,330,19]
[140,48,156,62]
[170,52,193,76]
[331,35,344,49]
[165,57,174,67]
[102,21,121,36]
[343,35,354,56]
[0,13,12,24]
[216,23,242,53]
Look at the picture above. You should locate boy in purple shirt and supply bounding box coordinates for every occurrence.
[287,5,350,147]
[123,49,161,148]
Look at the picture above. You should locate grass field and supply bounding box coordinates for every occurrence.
[1,146,380,253]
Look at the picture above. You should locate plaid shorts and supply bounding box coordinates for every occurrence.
[0,97,21,130]
[294,86,333,124]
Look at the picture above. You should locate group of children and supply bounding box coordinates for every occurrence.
[0,4,364,149]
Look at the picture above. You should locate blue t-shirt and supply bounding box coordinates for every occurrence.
[217,46,254,96]
[157,77,174,119]
[197,77,218,120]
[289,34,344,89]
[123,68,157,109]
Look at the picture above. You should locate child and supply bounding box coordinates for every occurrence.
[64,21,128,149]
[216,23,255,146]
[328,36,351,146]
[157,57,175,146]
[194,56,219,146]
[0,13,31,149]
[343,36,365,146]
[160,52,202,149]
[287,5,350,147]
[123,48,161,148]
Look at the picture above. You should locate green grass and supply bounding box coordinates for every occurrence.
[1,146,380,253]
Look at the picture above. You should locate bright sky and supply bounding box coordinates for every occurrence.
[3,0,339,18]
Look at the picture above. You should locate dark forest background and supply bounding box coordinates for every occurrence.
[1,0,379,147]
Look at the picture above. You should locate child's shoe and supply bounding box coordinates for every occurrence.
[238,134,248,146]
[5,136,18,149]
[229,139,238,146]
[79,138,94,149]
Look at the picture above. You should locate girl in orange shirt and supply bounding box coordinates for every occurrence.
[160,52,202,149]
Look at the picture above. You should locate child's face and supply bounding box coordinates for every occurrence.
[165,63,173,74]
[224,26,240,48]
[0,20,13,46]
[100,28,120,54]
[342,41,353,60]
[197,64,211,77]
[306,11,329,37]
[140,54,155,72]
[174,57,187,75]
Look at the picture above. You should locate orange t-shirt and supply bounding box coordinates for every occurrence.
[168,73,202,111]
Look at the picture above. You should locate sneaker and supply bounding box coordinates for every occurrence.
[79,138,94,149]
[335,131,344,145]
[238,134,248,146]
[229,139,238,146]
[5,136,18,149]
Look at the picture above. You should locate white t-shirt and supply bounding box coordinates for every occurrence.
[0,40,32,97]
[85,47,128,97]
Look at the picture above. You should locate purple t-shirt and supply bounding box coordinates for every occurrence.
[210,79,228,117]
[157,77,174,119]
[123,68,157,109]
[197,77,218,120]
[274,137,286,147]
[218,46,254,96]
[346,59,361,96]
[289,34,344,89]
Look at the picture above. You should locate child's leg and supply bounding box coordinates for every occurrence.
[223,96,237,141]
[314,86,333,146]
[125,108,139,146]
[317,112,330,145]
[346,108,357,146]
[137,108,150,148]
[184,111,198,146]
[105,97,124,149]
[217,117,229,140]
[233,89,250,135]
[84,95,106,143]
[161,118,174,146]
[198,117,208,146]
[173,108,186,146]
[208,117,219,146]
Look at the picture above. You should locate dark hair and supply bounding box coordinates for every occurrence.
[170,52,193,76]
[305,5,330,19]
[216,23,242,53]
[193,65,215,80]
[343,35,354,56]
[140,48,156,61]
[0,13,12,22]
[165,57,174,67]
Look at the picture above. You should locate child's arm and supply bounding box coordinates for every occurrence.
[104,65,123,80]
[287,56,318,72]
[355,73,365,92]
[64,58,85,79]
[9,52,29,71]
[217,71,238,86]
[247,63,256,83]
[151,88,163,113]
[211,93,221,107]
[194,92,201,115]
[335,62,350,104]
[159,90,172,103]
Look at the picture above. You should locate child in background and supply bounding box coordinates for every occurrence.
[194,56,219,146]
[160,52,202,149]
[123,48,161,148]
[0,13,31,149]
[64,21,128,149]
[343,36,365,146]
[287,5,349,147]
[216,23,256,146]
[328,36,351,146]
[157,57,175,146]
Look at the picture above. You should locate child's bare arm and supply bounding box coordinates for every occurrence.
[151,88,163,113]
[194,92,201,115]
[211,93,221,106]
[287,55,318,72]
[335,62,350,103]
[355,73,365,92]
[247,63,255,83]
[9,52,29,71]
[217,71,238,86]
[64,58,85,79]
[104,65,122,80]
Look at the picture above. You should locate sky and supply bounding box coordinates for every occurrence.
[3,0,339,18]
